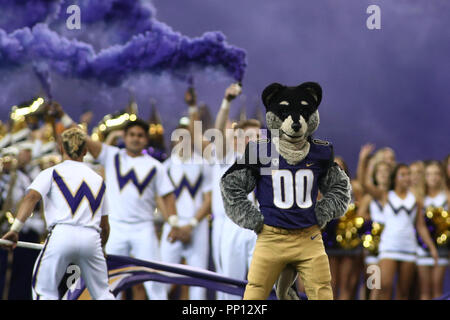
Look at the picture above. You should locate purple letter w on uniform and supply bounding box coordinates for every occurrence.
[53,170,106,216]
[173,174,203,199]
[114,154,156,195]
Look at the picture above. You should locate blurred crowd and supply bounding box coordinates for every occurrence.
[0,83,448,300]
[323,146,449,300]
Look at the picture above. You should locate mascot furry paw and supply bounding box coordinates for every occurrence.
[220,82,352,300]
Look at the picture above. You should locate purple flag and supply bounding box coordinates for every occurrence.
[61,254,279,300]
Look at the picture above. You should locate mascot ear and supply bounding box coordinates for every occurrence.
[262,83,284,108]
[298,82,322,108]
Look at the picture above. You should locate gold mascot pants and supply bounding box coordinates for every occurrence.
[243,224,333,300]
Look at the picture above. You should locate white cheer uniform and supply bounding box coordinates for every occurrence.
[160,153,210,299]
[378,191,418,263]
[98,145,174,300]
[417,192,449,266]
[210,151,257,300]
[28,160,114,300]
[364,199,386,265]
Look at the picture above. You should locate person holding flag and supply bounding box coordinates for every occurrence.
[1,128,115,300]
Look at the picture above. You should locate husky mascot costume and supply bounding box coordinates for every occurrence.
[220,82,351,300]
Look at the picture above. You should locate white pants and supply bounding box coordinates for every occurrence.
[211,215,224,274]
[219,216,256,300]
[32,224,114,300]
[211,215,225,300]
[160,219,209,299]
[106,219,167,299]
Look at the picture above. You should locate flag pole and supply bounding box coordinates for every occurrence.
[0,239,44,250]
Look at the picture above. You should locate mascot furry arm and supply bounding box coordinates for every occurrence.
[219,148,264,232]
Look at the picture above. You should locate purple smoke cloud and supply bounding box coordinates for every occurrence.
[0,0,246,119]
[49,0,156,49]
[0,0,60,33]
[0,23,245,86]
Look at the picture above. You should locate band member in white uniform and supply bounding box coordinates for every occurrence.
[416,161,449,299]
[186,83,260,300]
[56,109,184,300]
[93,120,183,300]
[1,128,115,300]
[160,146,212,299]
[365,163,438,300]
[207,138,259,300]
[219,119,262,300]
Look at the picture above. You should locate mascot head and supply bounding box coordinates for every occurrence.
[262,82,322,165]
[262,81,322,140]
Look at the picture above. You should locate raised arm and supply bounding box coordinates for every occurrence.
[45,102,104,159]
[104,130,124,146]
[215,86,235,130]
[363,157,386,201]
[185,87,210,155]
[357,194,372,221]
[214,83,242,157]
[84,135,103,159]
[356,143,374,192]
[215,83,242,131]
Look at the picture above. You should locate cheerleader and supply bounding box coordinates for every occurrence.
[407,161,426,298]
[365,164,438,299]
[416,161,449,299]
[357,145,391,299]
[323,156,364,300]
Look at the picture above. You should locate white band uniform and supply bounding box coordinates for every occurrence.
[26,160,114,300]
[98,143,174,300]
[160,153,210,300]
[208,150,257,300]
